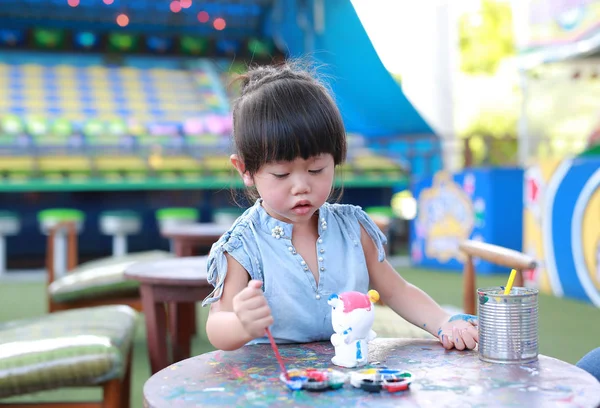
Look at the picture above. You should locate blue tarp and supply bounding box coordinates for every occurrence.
[270,0,434,138]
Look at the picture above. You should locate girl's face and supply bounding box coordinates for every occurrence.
[244,154,335,224]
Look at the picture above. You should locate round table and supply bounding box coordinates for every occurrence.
[161,223,228,257]
[124,256,212,374]
[144,338,600,407]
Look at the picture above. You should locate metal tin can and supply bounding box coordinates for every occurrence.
[477,287,539,364]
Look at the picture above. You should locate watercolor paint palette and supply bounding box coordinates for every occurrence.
[280,368,347,391]
[350,368,413,393]
[280,368,413,393]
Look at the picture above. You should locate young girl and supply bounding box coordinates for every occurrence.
[203,62,478,351]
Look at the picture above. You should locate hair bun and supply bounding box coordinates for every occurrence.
[238,64,312,96]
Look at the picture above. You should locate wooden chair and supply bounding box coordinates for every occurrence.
[460,240,538,315]
[46,222,171,313]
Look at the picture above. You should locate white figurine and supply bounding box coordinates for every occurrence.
[328,290,379,368]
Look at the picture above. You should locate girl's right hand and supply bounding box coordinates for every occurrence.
[232,280,274,339]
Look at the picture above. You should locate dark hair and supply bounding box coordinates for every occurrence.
[232,61,347,176]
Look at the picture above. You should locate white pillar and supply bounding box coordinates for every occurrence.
[113,234,127,257]
[511,0,532,166]
[392,0,460,172]
[436,1,460,172]
[518,67,530,166]
[54,230,67,279]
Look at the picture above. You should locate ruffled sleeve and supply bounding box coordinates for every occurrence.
[328,203,388,262]
[354,207,388,262]
[201,227,257,307]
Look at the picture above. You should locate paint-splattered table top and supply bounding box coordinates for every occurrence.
[143,338,600,407]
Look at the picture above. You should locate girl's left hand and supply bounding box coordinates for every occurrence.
[437,314,479,350]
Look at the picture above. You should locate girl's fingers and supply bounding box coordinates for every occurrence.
[244,305,272,322]
[255,315,274,330]
[236,289,260,303]
[453,327,465,350]
[462,329,477,350]
[439,321,479,350]
[242,295,268,311]
[247,280,263,289]
[442,333,454,349]
[468,326,479,343]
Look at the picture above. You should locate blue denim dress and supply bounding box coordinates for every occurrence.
[202,199,387,344]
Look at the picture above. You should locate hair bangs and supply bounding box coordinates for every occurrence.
[235,79,346,175]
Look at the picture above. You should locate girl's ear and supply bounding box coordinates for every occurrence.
[230,154,254,187]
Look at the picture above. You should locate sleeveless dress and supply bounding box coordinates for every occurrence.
[202,199,387,344]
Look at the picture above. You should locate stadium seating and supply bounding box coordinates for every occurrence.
[0,53,407,184]
[0,58,227,122]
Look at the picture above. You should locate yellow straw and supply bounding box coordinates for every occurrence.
[504,269,517,295]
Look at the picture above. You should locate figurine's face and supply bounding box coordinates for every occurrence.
[331,306,349,333]
[331,306,374,337]
[329,292,376,336]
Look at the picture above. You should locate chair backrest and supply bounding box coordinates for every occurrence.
[459,240,537,271]
[459,240,537,315]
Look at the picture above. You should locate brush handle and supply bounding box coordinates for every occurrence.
[265,328,290,381]
[504,269,517,295]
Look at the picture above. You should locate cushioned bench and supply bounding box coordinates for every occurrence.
[0,305,137,407]
[49,250,173,307]
[44,222,173,312]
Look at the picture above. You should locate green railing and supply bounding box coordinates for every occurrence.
[0,173,407,192]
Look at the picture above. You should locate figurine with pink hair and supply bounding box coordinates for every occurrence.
[327,290,380,368]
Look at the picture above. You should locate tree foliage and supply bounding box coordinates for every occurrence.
[459,0,515,75]
[456,0,520,165]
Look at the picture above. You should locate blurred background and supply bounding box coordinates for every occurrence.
[0,0,597,264]
[0,0,599,405]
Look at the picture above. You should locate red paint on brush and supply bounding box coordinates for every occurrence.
[265,328,290,381]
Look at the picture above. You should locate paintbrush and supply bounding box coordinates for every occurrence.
[265,327,290,381]
[503,269,517,295]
